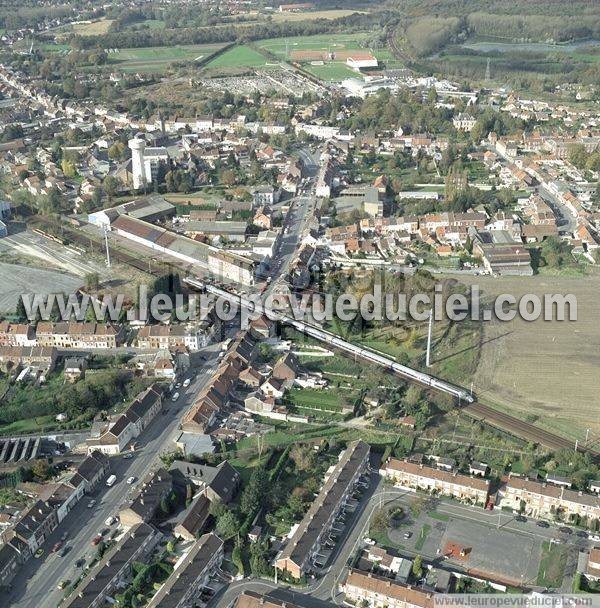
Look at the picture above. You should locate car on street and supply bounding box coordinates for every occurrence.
[127,476,136,484]
[515,515,527,522]
[61,531,68,541]
[87,499,96,508]
[57,580,70,590]
[175,382,181,389]
[183,378,191,387]
[559,526,572,534]
[171,392,180,402]
[105,516,116,526]
[75,558,85,568]
[576,530,588,538]
[91,535,103,546]
[589,534,600,542]
[51,541,63,553]
[58,545,70,557]
[536,520,550,528]
[123,452,133,459]
[34,549,44,558]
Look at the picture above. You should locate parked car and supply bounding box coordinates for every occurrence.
[105,516,116,526]
[34,549,44,558]
[515,515,527,522]
[91,535,102,546]
[536,520,550,528]
[404,531,413,539]
[127,476,136,484]
[60,531,68,542]
[58,545,70,557]
[87,499,96,508]
[559,526,572,534]
[123,453,133,459]
[589,534,600,542]
[171,392,180,402]
[51,541,63,553]
[57,580,70,590]
[576,530,588,538]
[75,558,85,568]
[183,378,191,388]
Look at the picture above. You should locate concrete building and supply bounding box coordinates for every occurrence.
[275,440,370,579]
[119,469,173,527]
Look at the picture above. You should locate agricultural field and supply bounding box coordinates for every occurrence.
[270,9,368,23]
[204,45,270,69]
[71,19,114,36]
[463,271,600,441]
[107,44,226,72]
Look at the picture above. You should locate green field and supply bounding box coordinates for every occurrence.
[257,33,371,58]
[288,388,346,412]
[108,44,226,72]
[303,63,357,81]
[204,45,270,69]
[537,541,568,588]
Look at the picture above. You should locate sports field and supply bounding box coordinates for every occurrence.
[256,33,394,81]
[107,44,225,72]
[460,271,600,442]
[204,45,270,69]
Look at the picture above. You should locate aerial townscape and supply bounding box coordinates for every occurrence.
[0,0,599,607]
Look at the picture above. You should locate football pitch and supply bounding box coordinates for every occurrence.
[107,44,226,72]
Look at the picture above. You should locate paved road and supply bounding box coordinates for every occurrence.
[7,349,222,608]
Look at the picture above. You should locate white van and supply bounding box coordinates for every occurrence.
[106,474,116,487]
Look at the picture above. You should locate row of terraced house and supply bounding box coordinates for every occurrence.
[380,458,600,523]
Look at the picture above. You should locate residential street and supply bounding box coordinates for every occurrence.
[6,347,222,608]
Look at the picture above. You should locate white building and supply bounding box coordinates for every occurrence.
[129,137,169,190]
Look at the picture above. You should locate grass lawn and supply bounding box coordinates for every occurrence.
[108,44,225,72]
[428,511,450,522]
[537,541,568,588]
[0,415,58,436]
[288,388,346,412]
[205,45,269,69]
[414,524,432,551]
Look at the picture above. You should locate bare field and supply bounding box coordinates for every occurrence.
[271,9,367,22]
[72,19,114,36]
[460,271,600,442]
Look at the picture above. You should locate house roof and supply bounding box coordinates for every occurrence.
[385,458,489,492]
[344,569,434,608]
[146,533,223,608]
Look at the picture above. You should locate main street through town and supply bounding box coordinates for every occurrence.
[5,147,320,608]
[7,346,223,608]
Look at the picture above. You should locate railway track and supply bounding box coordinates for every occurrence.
[464,401,599,460]
[33,217,599,461]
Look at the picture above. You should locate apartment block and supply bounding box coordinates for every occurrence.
[62,523,161,608]
[146,533,223,608]
[275,440,370,579]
